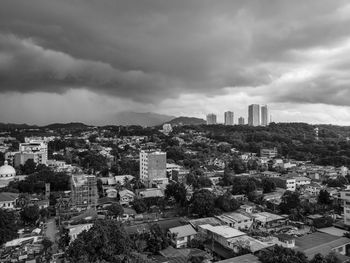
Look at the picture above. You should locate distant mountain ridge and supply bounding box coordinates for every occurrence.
[166,116,206,126]
[44,122,90,129]
[112,111,175,127]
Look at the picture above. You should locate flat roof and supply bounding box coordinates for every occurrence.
[216,254,261,263]
[199,224,246,239]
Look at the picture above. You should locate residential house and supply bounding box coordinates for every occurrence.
[0,192,18,209]
[169,224,197,248]
[119,189,135,205]
[294,232,350,259]
[216,212,253,230]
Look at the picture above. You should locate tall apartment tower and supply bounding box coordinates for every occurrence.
[261,105,269,126]
[224,111,234,125]
[206,114,217,125]
[140,150,167,188]
[248,104,260,126]
[238,117,245,125]
[71,174,98,210]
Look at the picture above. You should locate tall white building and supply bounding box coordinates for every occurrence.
[16,139,48,166]
[206,114,217,125]
[140,150,168,188]
[248,104,260,126]
[224,111,234,125]
[261,105,268,126]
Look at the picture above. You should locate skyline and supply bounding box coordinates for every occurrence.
[1,1,350,125]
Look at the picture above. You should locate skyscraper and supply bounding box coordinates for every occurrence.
[224,111,234,125]
[206,113,217,125]
[248,104,260,126]
[238,117,245,125]
[261,105,268,126]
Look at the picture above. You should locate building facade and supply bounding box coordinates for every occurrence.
[206,114,217,125]
[238,117,245,125]
[71,174,98,210]
[140,150,167,187]
[224,111,234,125]
[248,104,260,126]
[261,105,269,126]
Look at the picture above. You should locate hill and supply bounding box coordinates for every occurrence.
[166,116,206,126]
[113,112,175,127]
[44,122,90,130]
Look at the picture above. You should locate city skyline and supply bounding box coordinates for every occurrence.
[1,1,350,125]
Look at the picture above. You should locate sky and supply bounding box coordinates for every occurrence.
[1,0,350,125]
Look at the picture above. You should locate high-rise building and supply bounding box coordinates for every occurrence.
[248,104,260,126]
[261,105,268,126]
[238,117,245,125]
[224,111,234,125]
[71,174,98,210]
[140,150,168,188]
[206,114,217,125]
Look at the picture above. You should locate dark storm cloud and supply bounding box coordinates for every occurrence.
[1,0,350,105]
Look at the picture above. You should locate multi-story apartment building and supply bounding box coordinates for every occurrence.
[206,114,217,125]
[248,104,260,126]
[260,148,278,158]
[261,105,269,126]
[71,174,98,210]
[238,117,245,125]
[140,150,167,188]
[224,111,234,125]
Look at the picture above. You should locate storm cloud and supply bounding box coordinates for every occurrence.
[1,0,350,123]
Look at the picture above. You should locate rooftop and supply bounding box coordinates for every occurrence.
[169,224,197,238]
[0,192,19,202]
[199,224,246,239]
[295,232,350,258]
[216,253,261,263]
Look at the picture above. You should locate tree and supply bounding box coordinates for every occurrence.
[165,183,187,206]
[215,192,240,212]
[107,203,124,218]
[0,209,18,245]
[190,189,216,217]
[258,245,308,263]
[310,252,341,263]
[22,159,36,175]
[279,191,300,214]
[132,199,147,213]
[318,190,332,205]
[139,223,171,254]
[58,227,71,251]
[21,205,40,225]
[97,179,104,198]
[262,178,276,193]
[66,220,135,263]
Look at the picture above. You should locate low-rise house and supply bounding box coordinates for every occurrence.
[0,192,18,209]
[305,182,323,196]
[67,223,93,242]
[136,188,164,199]
[119,189,135,205]
[114,175,134,185]
[276,234,295,248]
[294,232,350,259]
[252,212,287,228]
[216,212,253,230]
[294,176,311,187]
[106,188,118,198]
[198,224,246,249]
[169,224,197,248]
